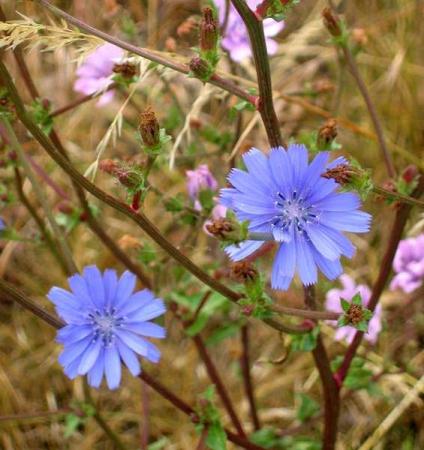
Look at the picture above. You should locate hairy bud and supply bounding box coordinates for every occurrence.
[139,107,160,148]
[230,261,258,283]
[113,62,137,79]
[317,118,337,149]
[200,7,218,52]
[189,56,212,80]
[322,7,342,37]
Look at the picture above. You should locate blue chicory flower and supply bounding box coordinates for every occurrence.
[0,218,5,231]
[220,145,371,290]
[48,266,166,389]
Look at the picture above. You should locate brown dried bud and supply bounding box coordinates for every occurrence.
[317,118,337,149]
[139,107,160,147]
[346,304,364,325]
[99,158,119,175]
[230,261,258,283]
[189,56,211,79]
[401,165,418,184]
[7,150,17,161]
[322,164,355,185]
[200,7,218,52]
[322,7,342,37]
[113,62,137,79]
[205,218,233,239]
[351,28,368,47]
[118,234,141,250]
[56,201,74,215]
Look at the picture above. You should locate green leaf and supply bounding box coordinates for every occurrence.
[30,98,53,135]
[351,293,362,305]
[206,322,241,346]
[164,193,185,213]
[206,423,227,450]
[64,413,82,438]
[147,437,170,450]
[337,316,349,327]
[199,189,215,211]
[355,320,369,332]
[137,243,156,265]
[296,394,320,423]
[340,298,350,312]
[290,326,320,352]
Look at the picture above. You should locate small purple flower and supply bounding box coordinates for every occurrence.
[0,218,5,231]
[390,233,424,293]
[326,274,382,344]
[220,145,371,290]
[214,0,284,62]
[48,266,166,390]
[186,164,218,210]
[74,43,124,106]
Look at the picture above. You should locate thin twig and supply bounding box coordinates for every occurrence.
[14,168,69,275]
[240,325,261,430]
[1,117,77,275]
[304,286,340,450]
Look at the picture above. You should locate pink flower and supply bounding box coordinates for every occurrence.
[390,234,424,294]
[326,274,382,344]
[74,43,124,106]
[186,164,218,210]
[214,0,284,62]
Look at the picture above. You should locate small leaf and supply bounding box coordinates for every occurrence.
[290,326,320,352]
[340,298,350,312]
[206,422,227,450]
[351,293,362,305]
[296,394,320,423]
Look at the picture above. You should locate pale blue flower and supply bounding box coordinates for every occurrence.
[220,145,371,290]
[48,266,166,389]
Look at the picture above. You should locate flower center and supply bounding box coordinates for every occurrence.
[272,191,319,234]
[88,308,125,346]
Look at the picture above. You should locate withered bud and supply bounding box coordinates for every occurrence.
[351,28,368,47]
[56,201,74,215]
[200,7,218,52]
[189,56,211,79]
[317,118,337,148]
[205,217,234,239]
[116,169,140,189]
[7,150,17,161]
[346,304,364,325]
[313,79,335,94]
[322,7,342,37]
[230,261,258,283]
[401,165,418,184]
[322,164,356,185]
[41,98,51,110]
[113,62,137,79]
[139,107,160,147]
[99,158,119,175]
[118,234,141,251]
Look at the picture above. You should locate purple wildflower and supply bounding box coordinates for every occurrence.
[48,266,166,390]
[0,218,5,231]
[220,145,371,290]
[74,43,124,106]
[390,233,424,293]
[326,274,382,344]
[186,164,218,210]
[214,0,284,62]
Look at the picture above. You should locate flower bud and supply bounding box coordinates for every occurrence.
[230,261,258,283]
[200,7,218,52]
[317,118,337,149]
[189,56,212,80]
[322,163,357,185]
[401,165,418,184]
[322,7,342,37]
[99,158,119,175]
[346,304,364,325]
[113,62,137,79]
[139,107,160,148]
[351,28,368,47]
